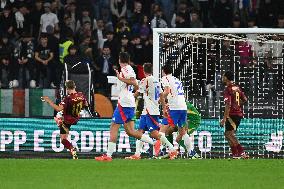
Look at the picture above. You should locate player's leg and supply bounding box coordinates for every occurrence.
[124,120,154,144]
[95,107,124,161]
[174,110,192,153]
[227,116,248,159]
[95,122,120,161]
[125,116,147,160]
[224,118,240,158]
[59,123,78,159]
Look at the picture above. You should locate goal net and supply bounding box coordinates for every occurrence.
[153,28,284,158]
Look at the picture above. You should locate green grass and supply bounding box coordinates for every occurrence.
[0,159,283,189]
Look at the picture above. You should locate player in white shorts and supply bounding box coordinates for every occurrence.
[125,63,177,160]
[95,52,154,161]
[160,64,192,154]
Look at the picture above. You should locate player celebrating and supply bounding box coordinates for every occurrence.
[160,64,192,154]
[95,52,155,161]
[41,80,88,159]
[125,63,177,160]
[220,71,249,159]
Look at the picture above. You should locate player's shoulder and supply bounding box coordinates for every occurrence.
[122,65,133,72]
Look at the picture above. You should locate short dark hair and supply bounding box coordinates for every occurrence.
[162,64,172,75]
[119,52,130,63]
[65,80,76,89]
[224,71,234,81]
[143,63,153,74]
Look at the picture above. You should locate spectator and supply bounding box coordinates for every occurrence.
[232,16,241,28]
[60,14,73,40]
[132,35,146,79]
[13,32,36,88]
[51,0,64,21]
[14,3,30,37]
[31,0,43,39]
[64,45,88,74]
[236,40,252,67]
[59,28,74,64]
[0,34,15,88]
[175,13,190,28]
[139,15,151,40]
[115,17,130,39]
[0,6,15,39]
[103,30,118,60]
[34,34,54,88]
[64,2,77,32]
[92,19,107,51]
[151,7,167,28]
[171,2,191,28]
[46,25,60,87]
[198,0,209,27]
[110,0,127,27]
[143,34,153,63]
[39,2,59,34]
[94,44,116,95]
[0,0,12,12]
[118,34,133,56]
[131,1,143,25]
[79,35,93,62]
[190,10,203,28]
[276,15,284,28]
[76,21,92,44]
[76,7,95,33]
[155,0,175,25]
[213,0,233,28]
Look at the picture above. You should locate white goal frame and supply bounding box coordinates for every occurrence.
[153,28,284,79]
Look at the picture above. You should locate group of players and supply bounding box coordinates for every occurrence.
[41,51,248,160]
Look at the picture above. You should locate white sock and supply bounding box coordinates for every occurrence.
[140,134,154,145]
[135,140,143,156]
[106,142,116,157]
[159,132,174,151]
[182,133,192,152]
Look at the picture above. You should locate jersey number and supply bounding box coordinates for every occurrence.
[154,86,160,100]
[175,81,184,95]
[72,102,83,117]
[235,92,240,106]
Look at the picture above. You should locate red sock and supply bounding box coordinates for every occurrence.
[61,139,73,150]
[231,145,238,156]
[237,144,244,155]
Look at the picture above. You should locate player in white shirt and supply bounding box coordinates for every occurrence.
[95,53,154,161]
[160,64,192,154]
[125,63,177,160]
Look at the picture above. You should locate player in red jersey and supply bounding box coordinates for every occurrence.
[220,71,249,159]
[41,80,88,159]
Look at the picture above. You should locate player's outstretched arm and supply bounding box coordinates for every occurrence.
[41,96,64,112]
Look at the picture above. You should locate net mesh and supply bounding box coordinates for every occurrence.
[158,33,284,118]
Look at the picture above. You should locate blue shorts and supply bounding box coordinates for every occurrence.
[168,110,187,127]
[112,105,135,124]
[139,115,160,133]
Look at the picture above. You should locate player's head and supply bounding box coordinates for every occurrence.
[223,71,234,84]
[162,64,172,76]
[119,52,130,66]
[143,63,153,75]
[65,80,76,93]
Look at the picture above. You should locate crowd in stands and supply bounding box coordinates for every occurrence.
[0,0,284,96]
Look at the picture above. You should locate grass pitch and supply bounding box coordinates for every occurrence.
[0,159,283,189]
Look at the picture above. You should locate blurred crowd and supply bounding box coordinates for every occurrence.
[0,0,284,95]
